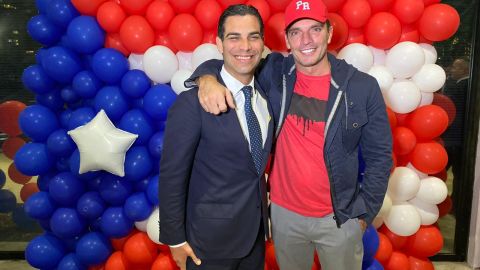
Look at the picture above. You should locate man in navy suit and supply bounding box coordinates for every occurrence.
[159,5,273,270]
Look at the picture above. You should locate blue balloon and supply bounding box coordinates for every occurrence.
[67,16,105,54]
[121,70,151,98]
[68,149,101,180]
[153,120,166,131]
[143,84,177,121]
[49,172,85,206]
[38,218,52,231]
[56,157,71,172]
[25,233,66,269]
[364,259,384,270]
[41,46,83,83]
[76,191,105,220]
[57,253,86,270]
[14,143,54,176]
[19,104,60,142]
[59,109,73,129]
[36,89,64,111]
[124,192,153,221]
[47,129,76,157]
[61,86,80,104]
[24,191,57,219]
[119,109,154,145]
[22,64,56,94]
[100,207,134,238]
[146,175,159,205]
[45,0,79,28]
[363,225,380,259]
[75,232,111,266]
[135,177,150,192]
[72,70,102,99]
[0,170,5,189]
[68,107,95,130]
[132,98,144,109]
[94,86,130,121]
[37,173,55,192]
[89,217,102,232]
[99,174,133,205]
[86,174,103,191]
[0,190,17,213]
[35,48,47,66]
[50,208,86,238]
[36,0,49,14]
[148,130,165,159]
[92,48,129,84]
[124,146,153,182]
[27,15,62,46]
[12,204,42,232]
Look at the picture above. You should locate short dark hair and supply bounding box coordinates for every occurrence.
[217,4,264,40]
[285,19,331,34]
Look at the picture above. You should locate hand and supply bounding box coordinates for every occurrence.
[198,75,235,114]
[170,242,202,270]
[359,219,367,233]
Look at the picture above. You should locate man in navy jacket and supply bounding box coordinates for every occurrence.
[159,5,273,270]
[188,0,392,269]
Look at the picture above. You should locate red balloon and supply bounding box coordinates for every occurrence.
[146,1,175,32]
[423,0,440,6]
[123,232,158,266]
[395,112,409,127]
[0,101,26,137]
[410,141,448,174]
[203,30,216,44]
[392,154,397,170]
[367,0,394,13]
[365,12,401,49]
[432,93,456,126]
[120,0,152,15]
[2,136,25,160]
[265,241,279,270]
[399,24,420,43]
[97,1,126,33]
[120,15,155,53]
[155,32,178,53]
[265,13,287,52]
[393,127,417,155]
[170,0,197,13]
[157,243,171,253]
[396,154,411,167]
[71,0,108,16]
[327,13,348,51]
[375,232,393,264]
[88,264,105,270]
[385,251,410,270]
[246,0,271,23]
[104,33,130,56]
[392,0,425,24]
[406,105,449,141]
[379,225,408,250]
[406,225,443,258]
[111,230,137,250]
[105,251,130,270]
[168,14,203,52]
[387,107,397,130]
[195,0,223,30]
[8,162,32,185]
[344,27,365,46]
[323,0,346,12]
[418,4,460,41]
[431,169,447,182]
[437,195,452,218]
[20,182,39,202]
[341,0,371,28]
[151,253,177,270]
[418,34,434,44]
[409,256,435,270]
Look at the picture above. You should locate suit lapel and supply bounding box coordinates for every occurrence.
[255,80,274,173]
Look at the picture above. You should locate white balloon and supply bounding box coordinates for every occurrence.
[406,163,428,179]
[143,45,179,83]
[192,43,223,70]
[378,194,393,217]
[419,92,434,107]
[386,42,425,79]
[369,46,386,66]
[146,207,162,244]
[409,197,439,225]
[128,53,144,70]
[385,80,421,113]
[372,216,384,229]
[176,51,193,71]
[412,64,446,93]
[135,218,149,232]
[262,46,272,58]
[416,177,448,205]
[387,167,421,202]
[368,65,394,92]
[419,43,438,64]
[171,69,193,94]
[337,43,374,73]
[384,202,421,236]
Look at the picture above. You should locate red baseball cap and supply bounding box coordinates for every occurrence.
[284,0,329,30]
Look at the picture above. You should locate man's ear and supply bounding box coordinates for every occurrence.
[216,37,224,54]
[284,34,291,50]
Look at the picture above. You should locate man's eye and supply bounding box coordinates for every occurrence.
[312,27,322,32]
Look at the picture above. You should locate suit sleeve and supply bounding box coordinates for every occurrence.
[159,90,201,245]
[184,59,223,88]
[358,78,393,225]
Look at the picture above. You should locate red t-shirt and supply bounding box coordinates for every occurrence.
[269,71,333,217]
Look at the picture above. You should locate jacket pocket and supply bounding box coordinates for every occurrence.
[342,113,368,154]
[193,203,233,219]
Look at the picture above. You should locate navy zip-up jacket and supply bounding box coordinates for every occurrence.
[187,52,392,226]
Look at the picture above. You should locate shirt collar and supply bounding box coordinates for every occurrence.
[220,65,255,97]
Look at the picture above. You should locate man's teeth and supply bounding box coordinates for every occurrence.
[302,49,315,53]
[236,56,252,60]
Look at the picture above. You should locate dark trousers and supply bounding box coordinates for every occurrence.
[186,222,265,270]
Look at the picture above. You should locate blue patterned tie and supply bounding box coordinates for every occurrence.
[241,86,263,175]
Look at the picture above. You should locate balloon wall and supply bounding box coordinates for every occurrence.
[0,0,460,269]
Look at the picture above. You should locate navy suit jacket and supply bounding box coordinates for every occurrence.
[159,79,273,259]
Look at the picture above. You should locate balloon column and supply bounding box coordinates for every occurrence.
[10,0,460,269]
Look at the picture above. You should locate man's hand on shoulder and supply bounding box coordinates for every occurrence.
[197,75,235,114]
[170,242,201,270]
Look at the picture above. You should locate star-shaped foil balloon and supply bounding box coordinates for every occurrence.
[67,110,138,177]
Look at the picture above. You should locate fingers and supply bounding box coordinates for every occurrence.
[226,90,236,110]
[186,245,202,266]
